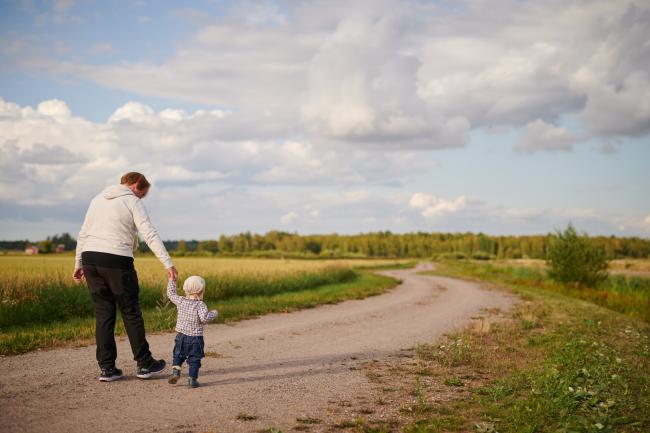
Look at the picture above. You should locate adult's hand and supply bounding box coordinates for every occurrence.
[167,266,178,281]
[72,268,85,284]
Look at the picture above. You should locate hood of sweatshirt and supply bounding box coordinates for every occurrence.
[102,184,135,200]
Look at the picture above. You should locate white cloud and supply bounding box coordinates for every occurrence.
[163,166,227,182]
[643,215,650,226]
[108,101,155,123]
[11,1,649,149]
[0,97,436,214]
[409,193,467,218]
[1,1,648,239]
[280,211,299,225]
[36,99,71,119]
[514,119,576,154]
[300,6,470,148]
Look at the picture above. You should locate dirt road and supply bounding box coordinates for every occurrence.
[0,263,517,433]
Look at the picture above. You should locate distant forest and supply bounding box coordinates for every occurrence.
[161,231,650,259]
[3,230,649,259]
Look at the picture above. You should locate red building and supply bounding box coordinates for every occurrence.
[25,246,39,255]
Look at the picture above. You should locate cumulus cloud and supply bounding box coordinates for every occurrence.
[643,215,650,226]
[1,1,648,238]
[405,193,644,236]
[514,119,576,154]
[409,193,468,218]
[10,0,649,149]
[0,97,439,229]
[570,4,650,139]
[37,99,71,118]
[300,6,470,148]
[280,211,299,225]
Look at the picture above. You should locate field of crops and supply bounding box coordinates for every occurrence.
[0,256,408,354]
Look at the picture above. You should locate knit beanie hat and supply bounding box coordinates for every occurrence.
[183,275,206,295]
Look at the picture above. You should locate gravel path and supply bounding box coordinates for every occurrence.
[0,263,518,433]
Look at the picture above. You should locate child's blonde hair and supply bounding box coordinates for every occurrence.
[183,275,206,297]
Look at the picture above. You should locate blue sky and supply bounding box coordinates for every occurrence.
[1,0,649,240]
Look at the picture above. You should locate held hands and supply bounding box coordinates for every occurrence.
[72,268,85,284]
[167,265,178,281]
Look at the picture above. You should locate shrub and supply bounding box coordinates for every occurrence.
[471,251,495,260]
[546,223,609,287]
[434,252,468,261]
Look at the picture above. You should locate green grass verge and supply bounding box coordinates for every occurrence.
[397,260,650,433]
[426,260,650,322]
[0,271,398,355]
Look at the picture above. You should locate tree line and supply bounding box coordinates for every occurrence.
[0,233,76,253]
[3,229,649,259]
[159,230,650,260]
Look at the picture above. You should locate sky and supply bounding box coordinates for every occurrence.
[0,0,649,241]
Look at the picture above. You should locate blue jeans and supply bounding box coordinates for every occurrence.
[172,333,205,379]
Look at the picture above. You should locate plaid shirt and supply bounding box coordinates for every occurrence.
[166,279,218,336]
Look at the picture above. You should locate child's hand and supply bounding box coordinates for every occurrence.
[167,266,178,281]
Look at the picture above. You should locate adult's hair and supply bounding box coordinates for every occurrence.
[120,172,151,190]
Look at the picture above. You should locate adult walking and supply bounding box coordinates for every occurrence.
[73,172,178,382]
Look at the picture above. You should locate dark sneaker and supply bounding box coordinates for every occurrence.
[136,359,166,379]
[99,367,123,382]
[188,377,199,388]
[168,366,181,384]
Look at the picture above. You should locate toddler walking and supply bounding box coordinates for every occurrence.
[166,275,218,388]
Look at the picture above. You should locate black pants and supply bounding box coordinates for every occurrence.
[83,253,154,369]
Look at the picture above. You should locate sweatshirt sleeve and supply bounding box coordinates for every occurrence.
[74,203,94,270]
[131,199,173,269]
[197,302,218,323]
[166,279,182,305]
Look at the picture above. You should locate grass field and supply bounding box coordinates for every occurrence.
[0,256,410,355]
[375,260,650,433]
[491,257,650,277]
[445,259,650,322]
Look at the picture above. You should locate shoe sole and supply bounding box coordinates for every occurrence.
[168,376,179,384]
[137,361,167,379]
[99,375,124,382]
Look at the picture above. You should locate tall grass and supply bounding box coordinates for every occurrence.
[429,260,650,322]
[0,266,357,328]
[0,256,397,301]
[0,256,405,354]
[0,257,382,327]
[403,269,650,433]
[334,260,649,432]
